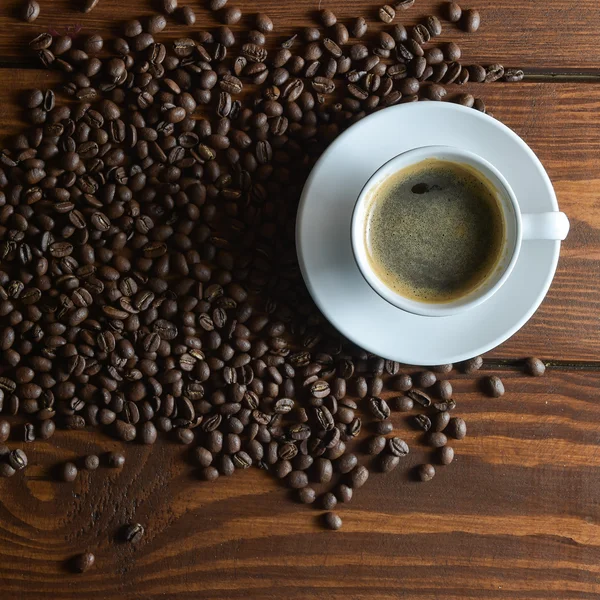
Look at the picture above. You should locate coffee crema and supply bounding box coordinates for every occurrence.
[363,158,506,304]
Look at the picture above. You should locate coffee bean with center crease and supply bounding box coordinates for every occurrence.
[379,5,396,23]
[22,0,40,22]
[122,523,145,544]
[462,9,481,32]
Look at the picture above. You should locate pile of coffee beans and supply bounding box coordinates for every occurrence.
[0,1,538,544]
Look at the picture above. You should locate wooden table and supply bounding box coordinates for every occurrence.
[1,1,599,598]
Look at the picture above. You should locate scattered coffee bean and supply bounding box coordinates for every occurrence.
[8,449,27,471]
[72,552,95,573]
[379,5,396,23]
[22,0,41,23]
[84,455,100,471]
[427,432,448,448]
[323,511,342,530]
[525,357,545,377]
[320,9,337,27]
[351,16,368,38]
[417,464,435,482]
[256,13,273,33]
[504,68,525,82]
[327,485,346,505]
[387,437,409,457]
[446,417,467,440]
[462,9,481,32]
[122,523,145,544]
[431,411,451,432]
[483,375,505,398]
[379,453,400,473]
[438,446,455,465]
[107,452,125,468]
[436,380,453,401]
[462,356,483,374]
[60,462,78,482]
[445,2,462,22]
[162,0,177,13]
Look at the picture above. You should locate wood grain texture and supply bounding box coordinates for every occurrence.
[0,1,598,598]
[0,71,596,359]
[0,0,597,70]
[1,369,599,599]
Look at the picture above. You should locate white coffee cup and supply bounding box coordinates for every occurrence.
[351,145,570,317]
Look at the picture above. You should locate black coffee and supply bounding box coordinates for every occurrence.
[364,159,505,303]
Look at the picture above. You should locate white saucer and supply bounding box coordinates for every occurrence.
[296,102,562,365]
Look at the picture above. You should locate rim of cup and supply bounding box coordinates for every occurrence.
[350,145,522,318]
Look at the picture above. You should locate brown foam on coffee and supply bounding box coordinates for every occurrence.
[364,158,506,304]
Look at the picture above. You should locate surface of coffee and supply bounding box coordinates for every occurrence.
[364,159,505,303]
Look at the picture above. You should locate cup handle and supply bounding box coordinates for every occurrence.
[521,212,570,241]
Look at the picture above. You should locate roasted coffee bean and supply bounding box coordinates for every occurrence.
[392,374,412,392]
[320,9,337,27]
[367,435,386,455]
[298,486,316,504]
[473,97,487,112]
[368,397,390,420]
[413,414,431,432]
[462,9,481,32]
[323,511,342,530]
[83,455,100,471]
[431,411,451,432]
[445,2,462,22]
[72,552,95,573]
[378,5,396,23]
[256,13,273,33]
[220,6,242,25]
[446,417,467,440]
[287,470,308,489]
[417,463,435,482]
[435,380,453,401]
[504,68,525,82]
[122,523,145,544]
[427,84,447,101]
[524,357,545,377]
[0,420,10,443]
[462,356,483,374]
[107,451,125,468]
[0,462,15,478]
[179,6,197,25]
[485,63,505,83]
[439,446,455,465]
[407,389,431,407]
[427,432,448,448]
[348,465,369,489]
[393,396,414,412]
[351,16,368,38]
[22,0,40,22]
[483,375,505,398]
[8,449,27,470]
[60,462,78,482]
[388,437,409,457]
[380,453,400,473]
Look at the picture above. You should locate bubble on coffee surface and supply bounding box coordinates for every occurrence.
[364,159,506,304]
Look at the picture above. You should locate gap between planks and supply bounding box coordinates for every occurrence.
[0,60,600,82]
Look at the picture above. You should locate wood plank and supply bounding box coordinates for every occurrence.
[0,71,596,360]
[0,0,597,70]
[0,369,599,599]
